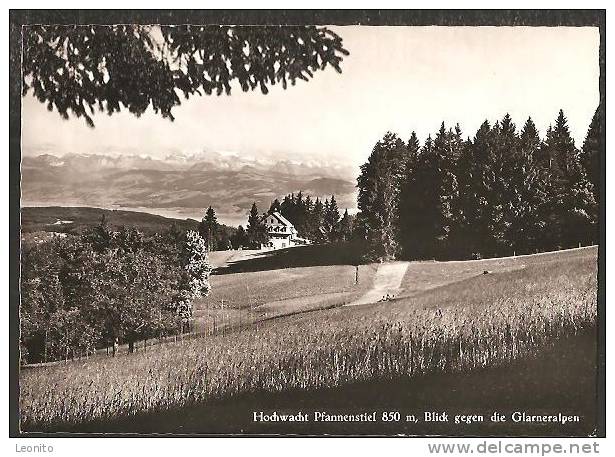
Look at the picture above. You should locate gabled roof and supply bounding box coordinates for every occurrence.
[265,211,295,228]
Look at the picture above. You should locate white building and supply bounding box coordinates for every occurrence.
[262,212,310,249]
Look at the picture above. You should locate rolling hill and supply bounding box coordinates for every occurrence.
[20,206,201,236]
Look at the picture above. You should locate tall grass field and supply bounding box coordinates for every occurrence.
[19,247,598,432]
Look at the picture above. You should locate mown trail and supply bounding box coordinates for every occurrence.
[347,261,410,306]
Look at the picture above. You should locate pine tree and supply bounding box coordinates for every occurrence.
[435,124,461,254]
[363,112,598,261]
[580,105,602,204]
[448,120,499,258]
[276,192,312,237]
[323,197,331,234]
[406,131,420,169]
[280,195,293,223]
[519,116,542,157]
[246,202,268,248]
[448,134,474,258]
[542,110,597,247]
[311,198,326,243]
[339,209,353,242]
[357,131,408,260]
[502,117,552,254]
[400,123,462,259]
[304,195,313,213]
[198,206,219,251]
[489,113,520,256]
[542,110,579,184]
[398,133,440,259]
[445,124,467,252]
[269,198,281,214]
[324,195,340,241]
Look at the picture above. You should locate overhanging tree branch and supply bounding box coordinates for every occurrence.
[22,24,349,127]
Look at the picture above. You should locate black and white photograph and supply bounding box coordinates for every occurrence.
[9,9,605,441]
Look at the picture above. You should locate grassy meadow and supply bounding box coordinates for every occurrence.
[19,247,598,433]
[192,263,377,333]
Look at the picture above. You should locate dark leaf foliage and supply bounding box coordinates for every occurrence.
[20,219,211,364]
[22,25,349,126]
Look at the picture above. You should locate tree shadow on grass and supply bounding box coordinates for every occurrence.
[35,332,598,436]
[215,243,366,275]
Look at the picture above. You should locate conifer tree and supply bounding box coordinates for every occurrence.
[198,206,219,251]
[502,117,552,253]
[311,198,326,243]
[580,106,602,203]
[398,134,442,259]
[448,134,474,258]
[356,131,408,260]
[246,202,268,248]
[339,209,353,242]
[269,199,281,214]
[406,131,420,169]
[519,116,542,157]
[324,195,341,241]
[448,120,498,257]
[541,110,597,247]
[490,113,520,255]
[375,113,597,261]
[323,197,331,234]
[401,124,462,258]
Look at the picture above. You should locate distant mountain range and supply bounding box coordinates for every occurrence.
[21,153,358,226]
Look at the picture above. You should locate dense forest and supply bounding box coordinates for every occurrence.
[356,108,601,261]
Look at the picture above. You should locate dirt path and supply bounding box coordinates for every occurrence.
[347,261,410,306]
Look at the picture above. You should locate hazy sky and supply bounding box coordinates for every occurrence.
[22,26,600,171]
